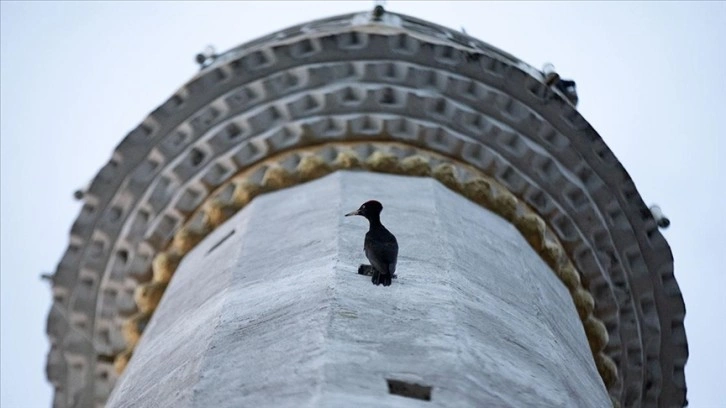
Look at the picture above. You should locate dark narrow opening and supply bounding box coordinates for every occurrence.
[206,230,235,255]
[52,293,65,304]
[80,276,95,289]
[116,250,129,265]
[386,379,432,401]
[190,148,205,166]
[97,354,115,364]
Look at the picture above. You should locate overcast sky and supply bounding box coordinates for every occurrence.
[1,1,724,407]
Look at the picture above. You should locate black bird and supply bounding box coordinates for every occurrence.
[345,200,398,286]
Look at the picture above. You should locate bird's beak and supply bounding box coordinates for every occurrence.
[344,209,360,217]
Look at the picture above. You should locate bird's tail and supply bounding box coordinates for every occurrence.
[357,264,374,276]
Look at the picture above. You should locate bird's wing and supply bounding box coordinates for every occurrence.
[368,240,398,263]
[364,237,398,275]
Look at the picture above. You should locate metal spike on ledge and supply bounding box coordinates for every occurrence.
[650,205,671,229]
[542,63,560,86]
[195,45,217,68]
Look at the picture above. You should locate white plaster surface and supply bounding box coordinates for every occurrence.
[106,171,610,407]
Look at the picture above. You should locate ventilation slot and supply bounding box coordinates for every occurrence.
[386,379,432,401]
[207,230,235,255]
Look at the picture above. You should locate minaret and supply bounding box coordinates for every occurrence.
[45,8,688,407]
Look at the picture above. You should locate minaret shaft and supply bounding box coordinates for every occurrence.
[107,172,609,407]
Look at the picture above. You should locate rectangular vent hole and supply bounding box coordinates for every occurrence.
[207,230,235,255]
[386,379,432,401]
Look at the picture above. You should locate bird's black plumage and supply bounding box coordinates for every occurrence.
[345,200,398,286]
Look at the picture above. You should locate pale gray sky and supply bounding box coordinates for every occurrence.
[1,1,723,407]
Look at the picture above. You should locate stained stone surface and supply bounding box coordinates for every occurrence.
[106,171,610,408]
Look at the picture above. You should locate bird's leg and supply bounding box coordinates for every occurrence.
[381,273,392,287]
[357,264,374,276]
[371,269,381,285]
